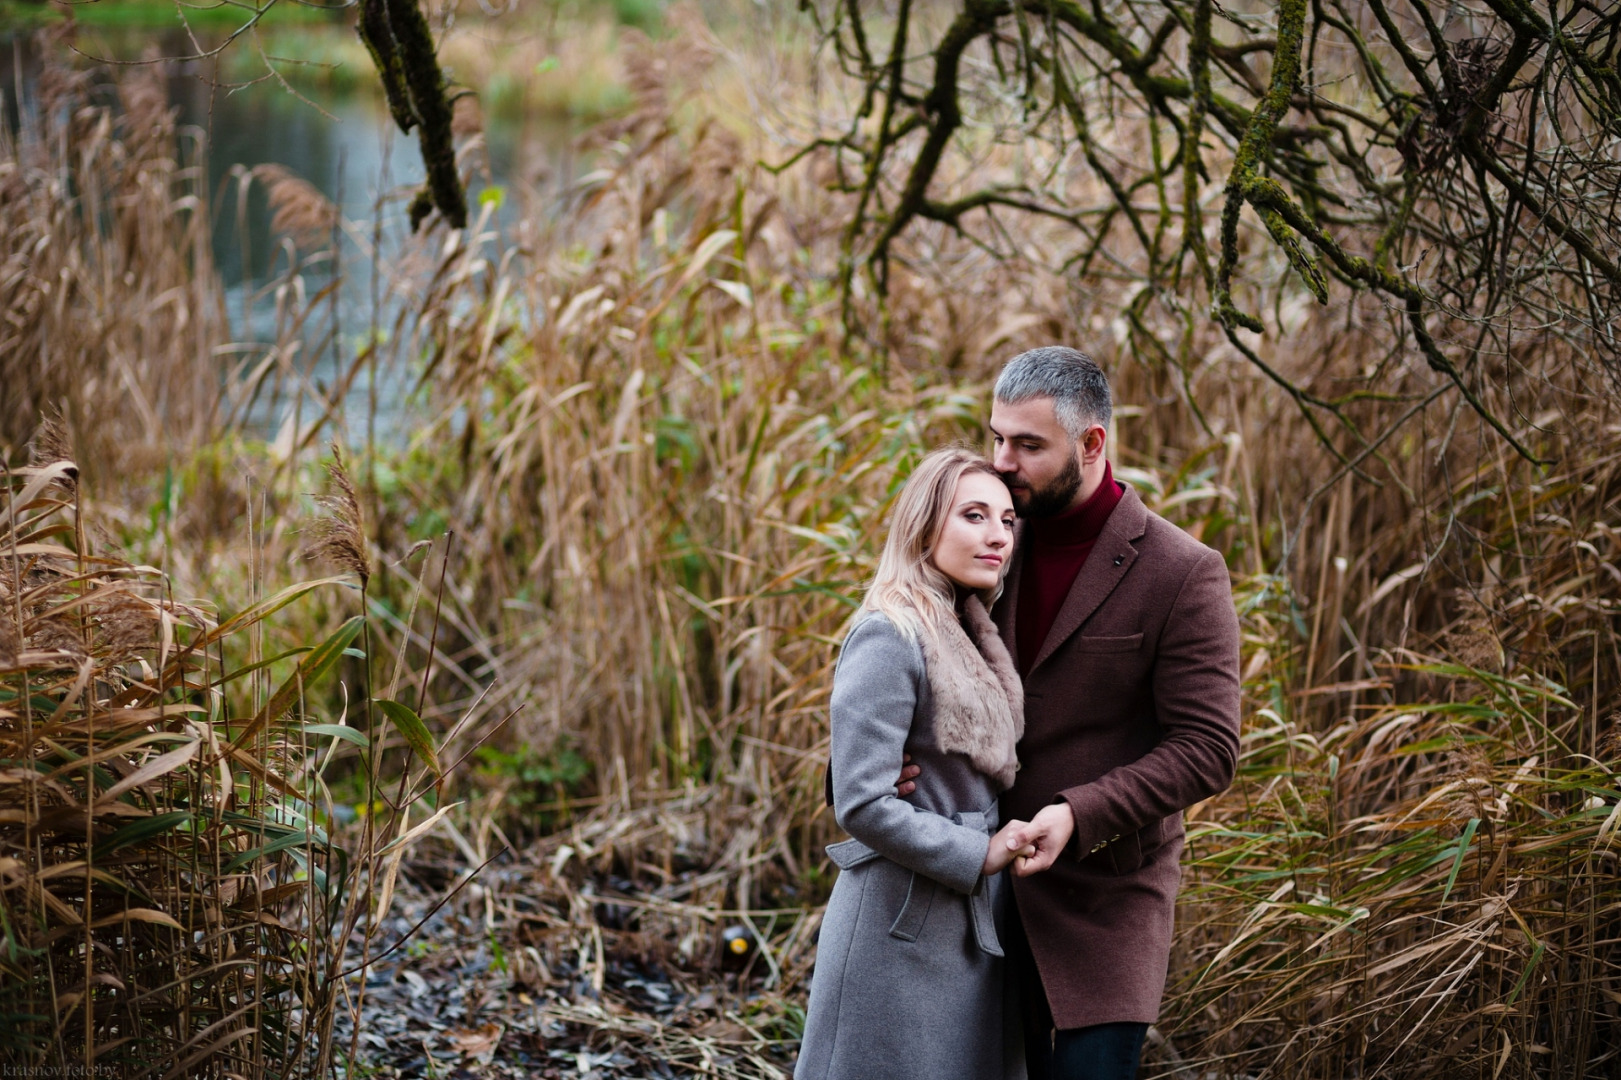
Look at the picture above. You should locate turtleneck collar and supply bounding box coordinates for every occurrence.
[1026,461,1123,546]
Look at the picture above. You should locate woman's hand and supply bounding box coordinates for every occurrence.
[1003,804,1075,876]
[983,820,1037,875]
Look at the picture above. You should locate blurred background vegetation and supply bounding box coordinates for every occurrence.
[1,0,1617,1076]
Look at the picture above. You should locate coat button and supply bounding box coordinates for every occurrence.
[1113,554,1124,566]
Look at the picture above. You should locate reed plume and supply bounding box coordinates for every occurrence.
[254,163,342,249]
[304,442,371,588]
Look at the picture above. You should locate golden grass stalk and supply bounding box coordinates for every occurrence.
[303,443,371,589]
[0,52,224,479]
[252,164,343,252]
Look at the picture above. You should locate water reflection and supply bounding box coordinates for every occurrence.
[3,28,580,441]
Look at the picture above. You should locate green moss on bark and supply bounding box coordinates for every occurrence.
[355,0,468,231]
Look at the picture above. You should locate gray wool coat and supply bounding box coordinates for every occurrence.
[795,614,1025,1080]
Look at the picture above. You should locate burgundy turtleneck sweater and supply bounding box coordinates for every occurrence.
[1016,461,1124,674]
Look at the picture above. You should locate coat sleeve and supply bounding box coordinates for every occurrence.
[1056,547,1241,857]
[830,617,991,895]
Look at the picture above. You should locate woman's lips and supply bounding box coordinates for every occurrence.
[976,553,1004,565]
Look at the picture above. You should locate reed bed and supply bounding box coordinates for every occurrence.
[0,47,223,479]
[0,438,474,1076]
[3,7,1618,1077]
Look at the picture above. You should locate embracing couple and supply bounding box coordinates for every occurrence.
[795,348,1242,1080]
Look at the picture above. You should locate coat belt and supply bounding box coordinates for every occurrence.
[824,802,1004,958]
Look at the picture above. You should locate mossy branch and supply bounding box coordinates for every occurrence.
[1180,0,1213,290]
[1213,0,1314,330]
[356,0,418,135]
[803,0,1616,459]
[356,0,468,231]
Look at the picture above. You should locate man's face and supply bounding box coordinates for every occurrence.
[989,396,1083,519]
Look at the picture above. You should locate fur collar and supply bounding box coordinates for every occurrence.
[919,595,1024,790]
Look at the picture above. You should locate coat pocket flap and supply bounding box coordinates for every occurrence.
[888,871,937,942]
[825,838,882,870]
[1073,632,1144,653]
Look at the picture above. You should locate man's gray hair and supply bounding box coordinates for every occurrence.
[993,346,1111,441]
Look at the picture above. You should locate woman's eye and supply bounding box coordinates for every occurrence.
[966,511,984,522]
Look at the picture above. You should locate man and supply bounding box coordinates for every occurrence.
[949,346,1241,1079]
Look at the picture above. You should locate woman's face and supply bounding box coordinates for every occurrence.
[929,471,1016,592]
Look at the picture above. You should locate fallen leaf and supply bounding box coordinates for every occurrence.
[449,1021,504,1060]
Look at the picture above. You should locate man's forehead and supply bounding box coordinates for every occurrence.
[990,396,1063,437]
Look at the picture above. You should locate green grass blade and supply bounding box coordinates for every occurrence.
[96,811,192,855]
[303,723,370,749]
[1440,817,1480,902]
[224,829,323,873]
[210,646,312,688]
[1506,941,1545,1006]
[234,615,365,747]
[376,698,442,777]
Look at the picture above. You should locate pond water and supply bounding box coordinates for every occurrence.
[3,27,583,442]
[173,73,580,440]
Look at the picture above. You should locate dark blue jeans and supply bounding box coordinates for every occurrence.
[1007,901,1149,1080]
[1034,1022,1148,1080]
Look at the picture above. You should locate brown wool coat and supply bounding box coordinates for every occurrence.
[995,482,1241,1030]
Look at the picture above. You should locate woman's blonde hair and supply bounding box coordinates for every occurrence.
[857,446,1011,641]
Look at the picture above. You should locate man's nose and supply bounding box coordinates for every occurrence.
[992,444,1015,472]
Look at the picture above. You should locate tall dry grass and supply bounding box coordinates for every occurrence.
[2,7,1617,1077]
[0,47,223,480]
[0,434,473,1077]
[1162,450,1621,1077]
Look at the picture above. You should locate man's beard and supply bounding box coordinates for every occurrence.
[1004,449,1082,519]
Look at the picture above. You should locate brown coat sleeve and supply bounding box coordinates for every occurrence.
[1056,547,1241,855]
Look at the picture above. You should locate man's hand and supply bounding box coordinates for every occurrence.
[983,820,1037,875]
[894,753,921,796]
[1005,803,1075,876]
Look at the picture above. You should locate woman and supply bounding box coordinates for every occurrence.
[796,447,1030,1080]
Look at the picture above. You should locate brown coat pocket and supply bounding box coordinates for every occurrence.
[1080,817,1166,875]
[1072,632,1144,653]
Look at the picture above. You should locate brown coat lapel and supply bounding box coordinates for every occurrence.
[996,484,1150,675]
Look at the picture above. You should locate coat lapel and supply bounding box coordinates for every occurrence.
[1026,483,1149,676]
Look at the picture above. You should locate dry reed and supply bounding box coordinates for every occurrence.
[0,413,458,1078]
[0,44,223,481]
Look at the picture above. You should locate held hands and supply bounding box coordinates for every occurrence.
[890,756,1062,877]
[983,820,1037,876]
[1002,804,1075,877]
